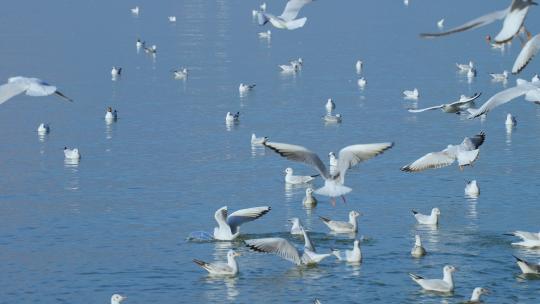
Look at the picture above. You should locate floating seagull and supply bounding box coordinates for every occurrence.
[289,217,304,235]
[401,132,486,172]
[403,88,419,99]
[213,206,271,241]
[225,112,240,123]
[322,113,342,123]
[111,67,122,77]
[514,255,540,274]
[173,68,188,79]
[193,250,241,276]
[506,113,517,126]
[513,34,540,73]
[468,79,540,118]
[251,133,268,145]
[144,45,157,54]
[279,63,298,73]
[64,147,81,160]
[284,167,317,184]
[437,18,445,28]
[408,93,481,114]
[420,0,537,44]
[263,141,393,198]
[320,211,361,233]
[105,107,118,121]
[130,6,139,15]
[0,76,73,104]
[239,83,256,94]
[37,123,50,134]
[411,235,426,257]
[412,208,440,225]
[290,58,303,69]
[111,294,127,304]
[507,230,540,247]
[302,187,317,207]
[490,70,509,81]
[257,0,314,30]
[469,287,489,303]
[457,61,474,71]
[245,226,331,266]
[467,68,477,79]
[168,16,176,22]
[260,2,267,11]
[409,265,457,293]
[358,77,367,88]
[325,98,335,112]
[465,180,480,197]
[332,239,362,263]
[355,60,363,73]
[136,39,145,50]
[258,30,271,38]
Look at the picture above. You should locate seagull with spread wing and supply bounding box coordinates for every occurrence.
[408,93,481,114]
[512,34,540,74]
[420,0,537,44]
[257,0,314,30]
[0,76,73,105]
[213,206,271,241]
[263,140,394,200]
[401,132,485,172]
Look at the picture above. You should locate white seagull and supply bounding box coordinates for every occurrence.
[320,210,361,233]
[465,180,480,197]
[355,60,363,73]
[168,16,176,22]
[136,39,145,50]
[64,147,81,160]
[284,167,317,184]
[0,76,73,105]
[288,217,304,235]
[507,230,540,247]
[322,113,342,123]
[263,141,393,199]
[412,208,441,225]
[193,250,241,276]
[257,0,314,30]
[245,226,332,266]
[513,34,540,74]
[173,68,188,79]
[225,112,240,123]
[325,98,335,112]
[111,294,127,304]
[437,18,445,28]
[457,61,474,71]
[468,68,477,79]
[420,0,537,44]
[490,70,509,81]
[514,255,540,274]
[130,6,139,15]
[105,107,118,121]
[258,30,271,38]
[358,77,367,88]
[144,45,157,54]
[411,235,427,257]
[111,67,122,77]
[251,133,268,145]
[469,287,489,302]
[403,88,419,99]
[408,93,481,114]
[239,83,256,94]
[401,132,486,172]
[409,265,457,293]
[506,113,517,126]
[302,187,317,207]
[332,239,362,263]
[37,123,50,134]
[468,79,540,118]
[212,206,271,241]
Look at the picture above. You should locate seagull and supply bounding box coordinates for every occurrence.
[288,217,304,235]
[212,206,271,241]
[173,68,188,79]
[533,74,540,82]
[37,123,50,134]
[420,0,537,44]
[284,167,317,184]
[467,68,477,79]
[263,141,393,199]
[322,113,342,123]
[412,208,440,225]
[457,61,474,71]
[468,79,540,118]
[225,112,240,123]
[437,18,445,28]
[401,132,486,172]
[144,45,157,54]
[136,39,145,50]
[325,98,335,112]
[514,255,540,274]
[105,107,118,121]
[260,2,267,11]
[64,147,81,160]
[251,133,268,145]
[111,67,122,77]
[245,226,332,266]
[358,77,367,88]
[469,287,489,303]
[258,30,271,38]
[490,70,509,81]
[193,250,241,276]
[168,16,176,22]
[506,230,540,247]
[302,187,317,207]
[513,34,540,73]
[332,239,362,263]
[279,62,300,73]
[239,83,256,94]
[320,211,361,233]
[408,93,481,114]
[465,180,480,197]
[0,76,73,105]
[411,235,426,257]
[290,57,303,69]
[355,60,363,73]
[130,6,139,15]
[111,294,127,304]
[409,265,457,293]
[257,0,314,30]
[506,113,517,126]
[403,88,419,99]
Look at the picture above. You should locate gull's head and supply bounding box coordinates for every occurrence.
[472,287,489,297]
[432,208,441,216]
[111,294,127,304]
[328,151,335,157]
[107,106,112,112]
[288,217,300,225]
[298,58,303,64]
[228,250,241,258]
[444,265,457,273]
[327,98,333,104]
[503,70,509,76]
[468,180,477,187]
[306,187,314,195]
[350,210,361,218]
[285,167,293,175]
[353,239,360,247]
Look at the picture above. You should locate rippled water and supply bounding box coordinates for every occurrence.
[1,0,540,303]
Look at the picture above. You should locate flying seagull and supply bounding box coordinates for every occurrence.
[0,76,73,105]
[512,34,540,74]
[213,206,271,241]
[257,0,314,30]
[408,93,481,114]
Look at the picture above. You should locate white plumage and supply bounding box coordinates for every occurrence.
[212,206,271,241]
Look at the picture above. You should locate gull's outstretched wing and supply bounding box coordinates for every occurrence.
[449,92,482,106]
[408,105,444,113]
[0,82,27,104]
[420,8,507,38]
[227,206,271,234]
[264,141,329,178]
[460,132,486,150]
[280,0,313,21]
[401,151,456,172]
[468,83,532,118]
[336,143,394,182]
[513,34,540,74]
[494,0,533,43]
[301,228,315,252]
[245,238,302,265]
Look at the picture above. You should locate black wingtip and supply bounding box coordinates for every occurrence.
[513,255,525,263]
[319,216,330,223]
[193,259,206,266]
[411,210,418,215]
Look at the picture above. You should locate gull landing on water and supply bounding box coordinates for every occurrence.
[320,211,361,233]
[212,206,271,241]
[0,77,73,105]
[257,0,313,30]
[412,208,440,225]
[193,250,241,276]
[111,294,127,304]
[408,92,481,114]
[409,265,457,293]
[420,0,537,44]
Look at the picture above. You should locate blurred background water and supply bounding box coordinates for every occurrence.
[0,0,539,303]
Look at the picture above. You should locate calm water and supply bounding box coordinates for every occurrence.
[1,0,540,303]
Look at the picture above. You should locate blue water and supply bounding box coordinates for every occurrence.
[1,0,540,303]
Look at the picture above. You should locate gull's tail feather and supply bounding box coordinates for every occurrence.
[286,17,307,30]
[409,273,423,281]
[193,259,208,267]
[319,216,331,223]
